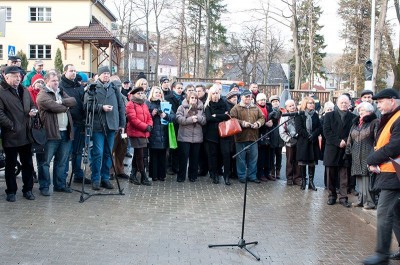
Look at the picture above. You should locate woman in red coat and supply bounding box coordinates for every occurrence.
[126,86,153,186]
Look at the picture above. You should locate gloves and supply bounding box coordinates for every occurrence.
[146,125,153,132]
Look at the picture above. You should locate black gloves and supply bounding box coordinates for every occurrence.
[146,125,153,132]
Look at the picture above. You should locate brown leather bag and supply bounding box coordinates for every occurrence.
[218,115,242,137]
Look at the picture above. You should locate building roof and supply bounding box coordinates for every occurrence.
[57,17,123,47]
[159,54,178,66]
[92,0,117,22]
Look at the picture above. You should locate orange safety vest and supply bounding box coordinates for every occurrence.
[374,110,400,172]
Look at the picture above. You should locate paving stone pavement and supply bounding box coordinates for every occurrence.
[0,166,399,265]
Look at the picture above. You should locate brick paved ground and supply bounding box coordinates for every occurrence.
[1,164,400,265]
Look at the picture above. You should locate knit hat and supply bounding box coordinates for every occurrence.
[31,74,44,86]
[77,72,88,82]
[269,95,280,102]
[360,89,374,97]
[98,66,110,76]
[123,79,130,84]
[160,76,169,84]
[137,72,147,80]
[241,90,252,97]
[230,83,239,91]
[226,90,240,100]
[256,93,267,102]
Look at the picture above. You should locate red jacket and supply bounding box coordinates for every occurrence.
[126,100,153,138]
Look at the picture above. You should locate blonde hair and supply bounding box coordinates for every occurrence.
[299,96,314,111]
[204,85,220,109]
[135,78,147,88]
[148,86,165,102]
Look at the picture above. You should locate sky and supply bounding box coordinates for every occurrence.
[220,0,399,55]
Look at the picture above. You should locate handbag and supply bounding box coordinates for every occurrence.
[30,115,47,153]
[218,115,242,138]
[168,122,178,149]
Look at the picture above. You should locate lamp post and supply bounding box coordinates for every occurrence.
[365,0,375,92]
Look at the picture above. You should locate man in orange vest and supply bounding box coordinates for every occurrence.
[363,88,400,265]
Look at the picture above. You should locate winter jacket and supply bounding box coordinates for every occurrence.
[345,113,379,176]
[279,116,297,147]
[323,109,356,167]
[230,101,265,142]
[204,98,230,143]
[268,105,284,148]
[295,111,321,162]
[126,98,153,138]
[146,100,175,149]
[22,67,46,87]
[59,74,85,127]
[176,99,206,143]
[367,106,400,190]
[36,86,76,140]
[0,80,35,148]
[83,80,126,132]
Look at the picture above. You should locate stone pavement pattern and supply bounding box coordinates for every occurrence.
[0,173,399,265]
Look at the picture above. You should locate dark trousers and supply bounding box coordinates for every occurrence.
[149,148,166,181]
[198,142,209,174]
[177,142,200,181]
[326,166,348,202]
[112,133,128,175]
[167,148,179,173]
[375,189,400,257]
[285,146,300,183]
[133,147,145,172]
[257,144,270,179]
[207,140,231,179]
[4,144,34,194]
[269,147,283,172]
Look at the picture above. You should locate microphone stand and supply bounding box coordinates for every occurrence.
[208,114,298,261]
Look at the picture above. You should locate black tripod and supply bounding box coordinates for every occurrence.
[208,114,298,261]
[69,88,124,203]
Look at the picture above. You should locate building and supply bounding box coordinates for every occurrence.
[0,0,122,75]
[157,53,178,78]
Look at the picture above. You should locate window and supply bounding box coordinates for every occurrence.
[130,58,145,70]
[136,44,144,52]
[0,45,3,60]
[29,45,51,59]
[0,7,11,21]
[30,7,51,22]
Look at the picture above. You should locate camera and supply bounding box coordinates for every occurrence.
[157,109,163,115]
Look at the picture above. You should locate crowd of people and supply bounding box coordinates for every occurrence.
[1,56,400,265]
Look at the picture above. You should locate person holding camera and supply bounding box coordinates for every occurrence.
[146,86,175,181]
[126,86,153,186]
[83,66,126,190]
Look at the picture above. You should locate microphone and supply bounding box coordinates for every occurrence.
[281,111,305,117]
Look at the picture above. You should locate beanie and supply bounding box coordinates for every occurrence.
[98,66,110,76]
[256,93,267,102]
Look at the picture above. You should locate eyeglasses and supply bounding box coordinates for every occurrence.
[244,95,251,98]
[307,102,315,104]
[258,99,266,101]
[190,97,198,99]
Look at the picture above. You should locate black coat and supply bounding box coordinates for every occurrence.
[59,75,85,126]
[0,80,35,148]
[205,99,230,143]
[295,111,321,163]
[146,100,175,149]
[268,104,284,148]
[367,106,400,190]
[323,109,356,167]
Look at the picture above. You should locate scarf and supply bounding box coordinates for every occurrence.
[132,96,145,105]
[338,109,347,122]
[257,104,268,119]
[173,91,184,105]
[305,109,315,134]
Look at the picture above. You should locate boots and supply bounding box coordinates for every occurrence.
[308,166,317,191]
[224,173,231,186]
[300,166,307,190]
[275,168,281,179]
[129,167,140,185]
[267,170,276,181]
[140,171,152,186]
[211,172,219,184]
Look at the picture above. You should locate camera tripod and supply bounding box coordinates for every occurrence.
[208,115,298,261]
[68,88,124,203]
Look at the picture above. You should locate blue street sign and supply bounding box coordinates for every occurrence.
[7,45,15,56]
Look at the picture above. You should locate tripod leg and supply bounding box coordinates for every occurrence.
[243,246,260,261]
[208,243,238,248]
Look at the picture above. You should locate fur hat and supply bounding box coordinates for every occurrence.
[130,86,144,95]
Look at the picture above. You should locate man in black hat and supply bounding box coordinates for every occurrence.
[354,89,381,118]
[363,88,400,265]
[0,66,38,202]
[7,56,26,81]
[160,76,171,97]
[121,79,132,98]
